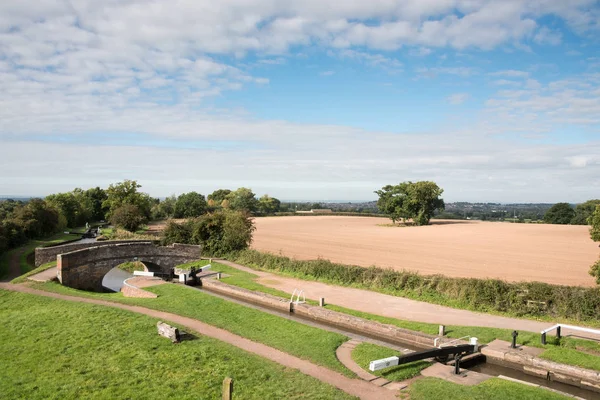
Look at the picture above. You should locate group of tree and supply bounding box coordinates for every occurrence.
[543,200,600,225]
[162,210,255,256]
[375,181,445,226]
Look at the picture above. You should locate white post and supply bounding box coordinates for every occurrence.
[319,297,325,307]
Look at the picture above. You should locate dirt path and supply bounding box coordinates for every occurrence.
[218,260,599,337]
[0,283,398,400]
[0,248,25,282]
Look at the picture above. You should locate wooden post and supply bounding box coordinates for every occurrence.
[222,377,233,400]
[217,272,222,280]
[319,297,325,307]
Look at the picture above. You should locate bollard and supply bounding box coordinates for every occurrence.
[454,354,461,375]
[222,377,233,400]
[217,272,222,280]
[439,325,446,336]
[511,331,518,349]
[556,326,561,340]
[319,297,325,307]
[541,332,547,345]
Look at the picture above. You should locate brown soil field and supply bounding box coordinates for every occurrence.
[251,216,600,287]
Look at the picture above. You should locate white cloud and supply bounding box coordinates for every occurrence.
[416,66,476,78]
[488,69,530,78]
[319,70,335,76]
[410,47,433,56]
[447,93,470,105]
[335,49,403,72]
[534,27,562,45]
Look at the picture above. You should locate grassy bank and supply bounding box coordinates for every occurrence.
[29,280,352,376]
[10,261,57,284]
[410,377,569,400]
[0,289,354,399]
[228,250,600,323]
[0,232,77,279]
[352,342,430,381]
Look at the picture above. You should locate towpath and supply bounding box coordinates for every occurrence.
[217,260,583,335]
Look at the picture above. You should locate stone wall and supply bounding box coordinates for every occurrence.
[58,242,201,291]
[482,345,600,392]
[201,279,292,313]
[35,240,158,267]
[121,278,158,298]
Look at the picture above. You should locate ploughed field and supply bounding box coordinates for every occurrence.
[252,216,599,287]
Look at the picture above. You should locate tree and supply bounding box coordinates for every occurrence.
[207,189,232,206]
[403,181,445,226]
[163,210,255,256]
[590,205,600,242]
[375,181,444,225]
[258,195,281,215]
[543,203,575,225]
[45,191,91,228]
[109,204,146,232]
[588,205,600,284]
[226,188,258,213]
[12,199,63,238]
[103,180,152,220]
[151,195,176,220]
[572,200,600,225]
[83,187,108,221]
[173,192,207,218]
[374,184,410,224]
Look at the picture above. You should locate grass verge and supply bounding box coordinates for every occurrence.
[29,280,353,377]
[352,342,430,381]
[409,377,570,400]
[0,289,354,400]
[10,261,57,284]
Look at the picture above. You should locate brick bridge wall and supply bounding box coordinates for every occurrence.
[57,242,201,291]
[35,240,159,267]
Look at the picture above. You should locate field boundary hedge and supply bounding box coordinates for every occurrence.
[228,250,600,323]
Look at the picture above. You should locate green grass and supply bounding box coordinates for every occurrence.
[30,281,353,377]
[0,289,355,400]
[10,261,57,284]
[117,261,146,273]
[0,232,78,279]
[351,342,430,381]
[409,377,570,400]
[198,261,600,373]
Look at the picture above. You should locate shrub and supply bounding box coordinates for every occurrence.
[109,204,147,232]
[163,210,254,256]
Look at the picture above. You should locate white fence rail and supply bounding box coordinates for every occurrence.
[541,324,600,344]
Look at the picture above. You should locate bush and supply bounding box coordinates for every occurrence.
[163,210,254,256]
[229,250,600,323]
[109,204,147,232]
[590,259,600,285]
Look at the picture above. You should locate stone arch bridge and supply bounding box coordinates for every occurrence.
[49,241,201,291]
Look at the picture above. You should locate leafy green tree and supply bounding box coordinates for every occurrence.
[45,191,91,228]
[173,192,207,218]
[207,189,232,206]
[102,180,152,220]
[403,181,445,226]
[152,195,177,220]
[374,184,410,224]
[226,187,258,213]
[163,210,255,256]
[83,187,108,221]
[258,195,281,215]
[12,199,63,238]
[109,204,146,232]
[543,203,575,225]
[590,205,600,242]
[572,200,600,225]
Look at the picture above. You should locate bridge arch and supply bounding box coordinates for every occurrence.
[57,242,201,291]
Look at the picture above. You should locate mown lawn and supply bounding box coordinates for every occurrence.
[351,342,430,381]
[0,289,354,400]
[30,280,353,376]
[410,377,569,400]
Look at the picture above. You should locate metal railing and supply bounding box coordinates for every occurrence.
[541,324,600,345]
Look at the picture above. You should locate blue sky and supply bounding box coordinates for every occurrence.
[0,1,599,202]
